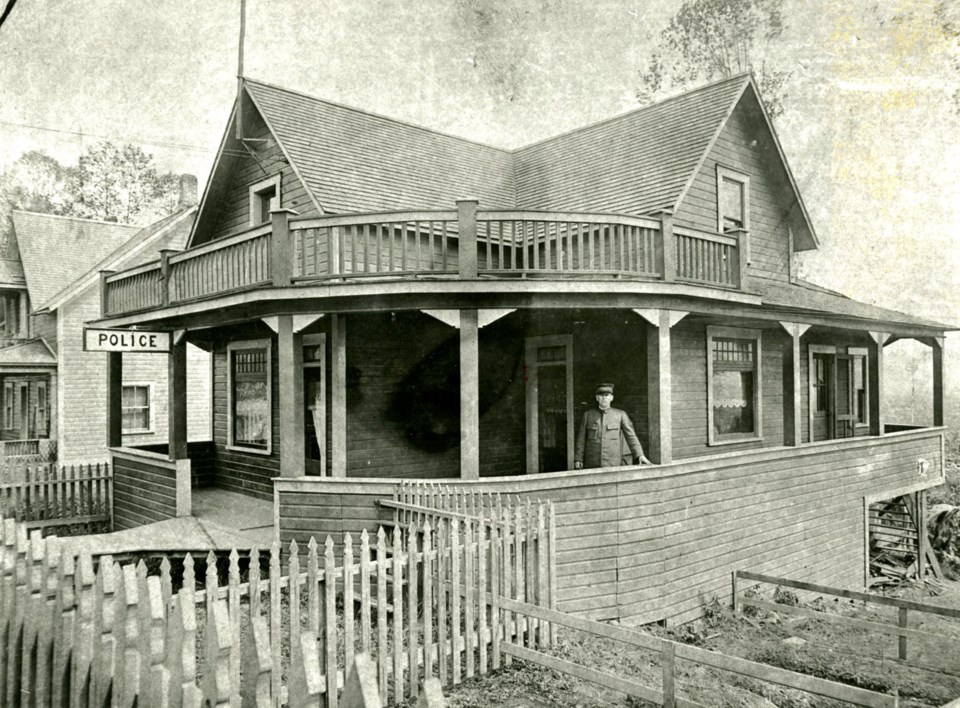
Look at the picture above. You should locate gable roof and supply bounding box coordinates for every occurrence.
[513,74,750,215]
[243,79,517,214]
[750,275,952,331]
[230,75,817,246]
[39,206,197,312]
[12,211,139,308]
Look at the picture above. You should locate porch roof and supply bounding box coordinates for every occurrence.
[0,339,56,367]
[751,276,953,332]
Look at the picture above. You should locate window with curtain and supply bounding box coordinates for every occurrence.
[230,342,271,451]
[708,328,762,443]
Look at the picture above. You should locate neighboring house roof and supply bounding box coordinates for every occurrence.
[0,338,56,368]
[750,275,952,331]
[39,206,197,312]
[12,211,139,308]
[0,258,26,289]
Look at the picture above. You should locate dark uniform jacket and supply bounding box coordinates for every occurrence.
[574,407,645,469]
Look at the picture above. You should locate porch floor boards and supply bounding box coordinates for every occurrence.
[62,487,275,557]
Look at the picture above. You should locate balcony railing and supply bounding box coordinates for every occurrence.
[101,201,748,317]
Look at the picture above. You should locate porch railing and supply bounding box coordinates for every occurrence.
[101,201,748,317]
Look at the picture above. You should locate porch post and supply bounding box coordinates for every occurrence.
[457,200,478,279]
[460,308,480,479]
[780,322,810,446]
[931,336,945,427]
[331,313,347,478]
[168,334,188,460]
[641,310,686,465]
[106,352,122,448]
[659,211,676,283]
[277,315,305,477]
[869,331,889,436]
[271,208,298,287]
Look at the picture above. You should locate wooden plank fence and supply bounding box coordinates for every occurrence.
[0,463,111,529]
[0,492,552,706]
[734,570,960,663]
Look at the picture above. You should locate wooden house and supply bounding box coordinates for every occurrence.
[8,180,210,466]
[93,74,950,624]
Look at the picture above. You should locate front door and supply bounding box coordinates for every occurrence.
[303,334,326,475]
[812,353,832,442]
[834,355,856,439]
[525,335,574,474]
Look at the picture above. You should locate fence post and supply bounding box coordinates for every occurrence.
[898,607,908,660]
[324,536,338,708]
[408,524,420,700]
[241,614,273,708]
[201,599,233,707]
[92,556,117,708]
[732,571,740,615]
[72,551,96,708]
[662,639,676,708]
[35,536,60,707]
[50,549,76,708]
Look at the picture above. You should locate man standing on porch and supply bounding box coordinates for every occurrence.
[574,383,651,469]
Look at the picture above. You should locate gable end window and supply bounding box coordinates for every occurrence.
[227,339,272,454]
[717,166,750,234]
[249,174,281,227]
[121,383,152,434]
[707,326,762,445]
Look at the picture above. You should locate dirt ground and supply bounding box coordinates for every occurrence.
[430,578,960,708]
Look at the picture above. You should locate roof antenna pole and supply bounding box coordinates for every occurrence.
[236,0,246,141]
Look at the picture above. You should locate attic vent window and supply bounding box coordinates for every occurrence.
[249,174,281,227]
[717,166,750,233]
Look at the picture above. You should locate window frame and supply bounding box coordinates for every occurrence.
[227,338,273,455]
[716,165,750,234]
[848,347,869,429]
[706,325,763,446]
[248,174,281,227]
[121,382,153,435]
[3,381,11,429]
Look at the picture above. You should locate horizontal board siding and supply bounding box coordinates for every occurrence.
[112,455,177,530]
[674,91,796,283]
[277,429,943,625]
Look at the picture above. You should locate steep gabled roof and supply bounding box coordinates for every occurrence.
[40,206,197,312]
[243,79,517,214]
[12,212,139,307]
[513,74,750,216]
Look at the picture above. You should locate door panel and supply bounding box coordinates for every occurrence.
[536,365,568,473]
[525,335,574,474]
[834,356,855,439]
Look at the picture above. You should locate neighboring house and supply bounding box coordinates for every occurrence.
[95,75,951,625]
[10,176,210,465]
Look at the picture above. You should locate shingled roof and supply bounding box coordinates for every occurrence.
[749,275,952,331]
[12,212,139,308]
[244,79,516,214]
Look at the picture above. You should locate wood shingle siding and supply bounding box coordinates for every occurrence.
[276,428,945,625]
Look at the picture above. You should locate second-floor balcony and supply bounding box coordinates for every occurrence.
[101,202,750,318]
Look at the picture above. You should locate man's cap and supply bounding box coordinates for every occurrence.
[596,383,614,394]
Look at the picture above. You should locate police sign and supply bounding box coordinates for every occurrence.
[84,328,171,353]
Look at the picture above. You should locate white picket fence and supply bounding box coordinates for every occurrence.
[0,489,554,707]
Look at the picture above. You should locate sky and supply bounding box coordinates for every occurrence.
[1,0,959,334]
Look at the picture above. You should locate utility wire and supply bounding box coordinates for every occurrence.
[0,0,18,31]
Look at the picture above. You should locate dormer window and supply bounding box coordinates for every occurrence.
[249,174,281,227]
[717,166,749,233]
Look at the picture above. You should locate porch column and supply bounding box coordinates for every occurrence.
[277,316,305,477]
[779,322,810,446]
[106,352,122,448]
[869,331,889,436]
[929,336,945,427]
[460,308,480,479]
[638,309,688,465]
[331,314,347,478]
[168,334,188,460]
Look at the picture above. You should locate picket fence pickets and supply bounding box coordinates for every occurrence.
[0,496,553,707]
[0,463,112,529]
